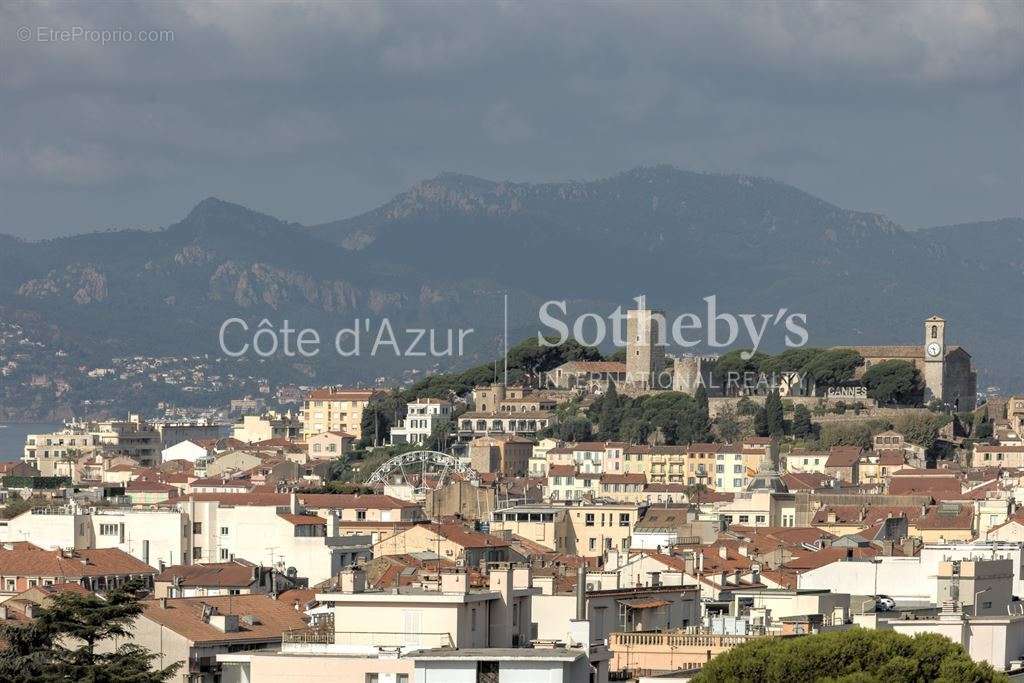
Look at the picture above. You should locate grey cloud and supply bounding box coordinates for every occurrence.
[0,1,1020,238]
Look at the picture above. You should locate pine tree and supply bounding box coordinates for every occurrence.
[765,390,785,437]
[0,580,180,682]
[792,404,813,439]
[753,406,769,437]
[597,382,623,439]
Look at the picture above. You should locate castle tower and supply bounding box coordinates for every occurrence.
[923,316,946,403]
[626,300,666,390]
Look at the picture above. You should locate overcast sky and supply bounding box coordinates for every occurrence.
[1,1,1021,239]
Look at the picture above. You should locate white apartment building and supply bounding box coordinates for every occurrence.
[799,542,1024,606]
[218,566,606,683]
[0,506,190,568]
[390,398,452,445]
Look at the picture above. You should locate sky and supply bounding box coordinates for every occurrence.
[1,1,1021,239]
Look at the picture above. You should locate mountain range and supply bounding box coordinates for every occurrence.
[1,166,1021,402]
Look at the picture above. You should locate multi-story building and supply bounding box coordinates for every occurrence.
[301,388,379,441]
[231,411,302,443]
[468,435,533,476]
[24,415,163,473]
[216,567,603,683]
[389,398,452,445]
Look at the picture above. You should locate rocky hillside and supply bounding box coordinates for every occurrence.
[0,167,1020,397]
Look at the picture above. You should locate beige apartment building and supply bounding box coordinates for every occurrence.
[301,388,379,441]
[231,411,302,443]
[22,414,162,475]
[468,435,533,476]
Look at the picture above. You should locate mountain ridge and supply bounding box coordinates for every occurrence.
[0,166,1021,413]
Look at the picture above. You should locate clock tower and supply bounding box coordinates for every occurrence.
[923,316,945,403]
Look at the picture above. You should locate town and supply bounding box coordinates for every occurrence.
[0,305,1020,682]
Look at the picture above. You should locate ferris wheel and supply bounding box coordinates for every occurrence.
[366,450,479,498]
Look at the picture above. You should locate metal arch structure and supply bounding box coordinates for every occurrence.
[366,450,479,498]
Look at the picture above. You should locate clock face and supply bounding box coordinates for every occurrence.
[927,342,941,357]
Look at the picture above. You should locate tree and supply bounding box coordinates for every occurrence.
[819,422,873,450]
[802,349,864,388]
[714,406,743,443]
[863,360,922,405]
[792,404,813,439]
[692,629,1005,683]
[765,390,785,437]
[0,580,181,682]
[359,392,407,447]
[892,412,953,453]
[753,406,769,437]
[594,383,624,439]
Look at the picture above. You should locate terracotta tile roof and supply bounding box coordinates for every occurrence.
[278,513,326,526]
[0,547,154,580]
[875,450,907,466]
[825,447,863,468]
[427,523,509,549]
[782,546,878,571]
[812,505,922,526]
[781,472,831,491]
[547,465,576,477]
[307,388,378,400]
[888,477,963,498]
[141,594,306,643]
[156,561,257,588]
[914,503,974,530]
[600,473,647,485]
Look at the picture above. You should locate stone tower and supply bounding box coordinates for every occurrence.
[923,315,946,403]
[626,301,666,390]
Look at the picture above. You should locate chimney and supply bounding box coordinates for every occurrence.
[0,605,7,620]
[512,566,531,590]
[290,491,300,515]
[718,546,728,560]
[209,614,239,632]
[159,597,168,609]
[338,568,366,594]
[327,510,339,538]
[534,575,555,595]
[24,603,36,619]
[435,568,468,594]
[576,564,587,620]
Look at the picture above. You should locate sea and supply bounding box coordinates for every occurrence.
[0,422,61,462]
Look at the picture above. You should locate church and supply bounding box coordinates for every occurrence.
[840,316,977,410]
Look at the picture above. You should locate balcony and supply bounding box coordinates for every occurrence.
[282,628,455,654]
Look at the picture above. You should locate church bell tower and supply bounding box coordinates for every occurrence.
[923,316,945,403]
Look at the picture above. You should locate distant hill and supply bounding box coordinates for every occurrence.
[0,167,1021,407]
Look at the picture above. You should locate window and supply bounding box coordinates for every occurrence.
[356,510,367,521]
[192,522,202,534]
[220,527,229,535]
[4,579,14,591]
[588,538,596,550]
[220,548,230,560]
[99,523,119,536]
[619,513,630,527]
[755,515,766,523]
[738,515,749,523]
[733,478,743,488]
[365,675,379,683]
[192,547,202,560]
[733,465,743,473]
[585,513,595,527]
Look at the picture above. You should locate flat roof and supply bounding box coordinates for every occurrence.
[408,647,584,661]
